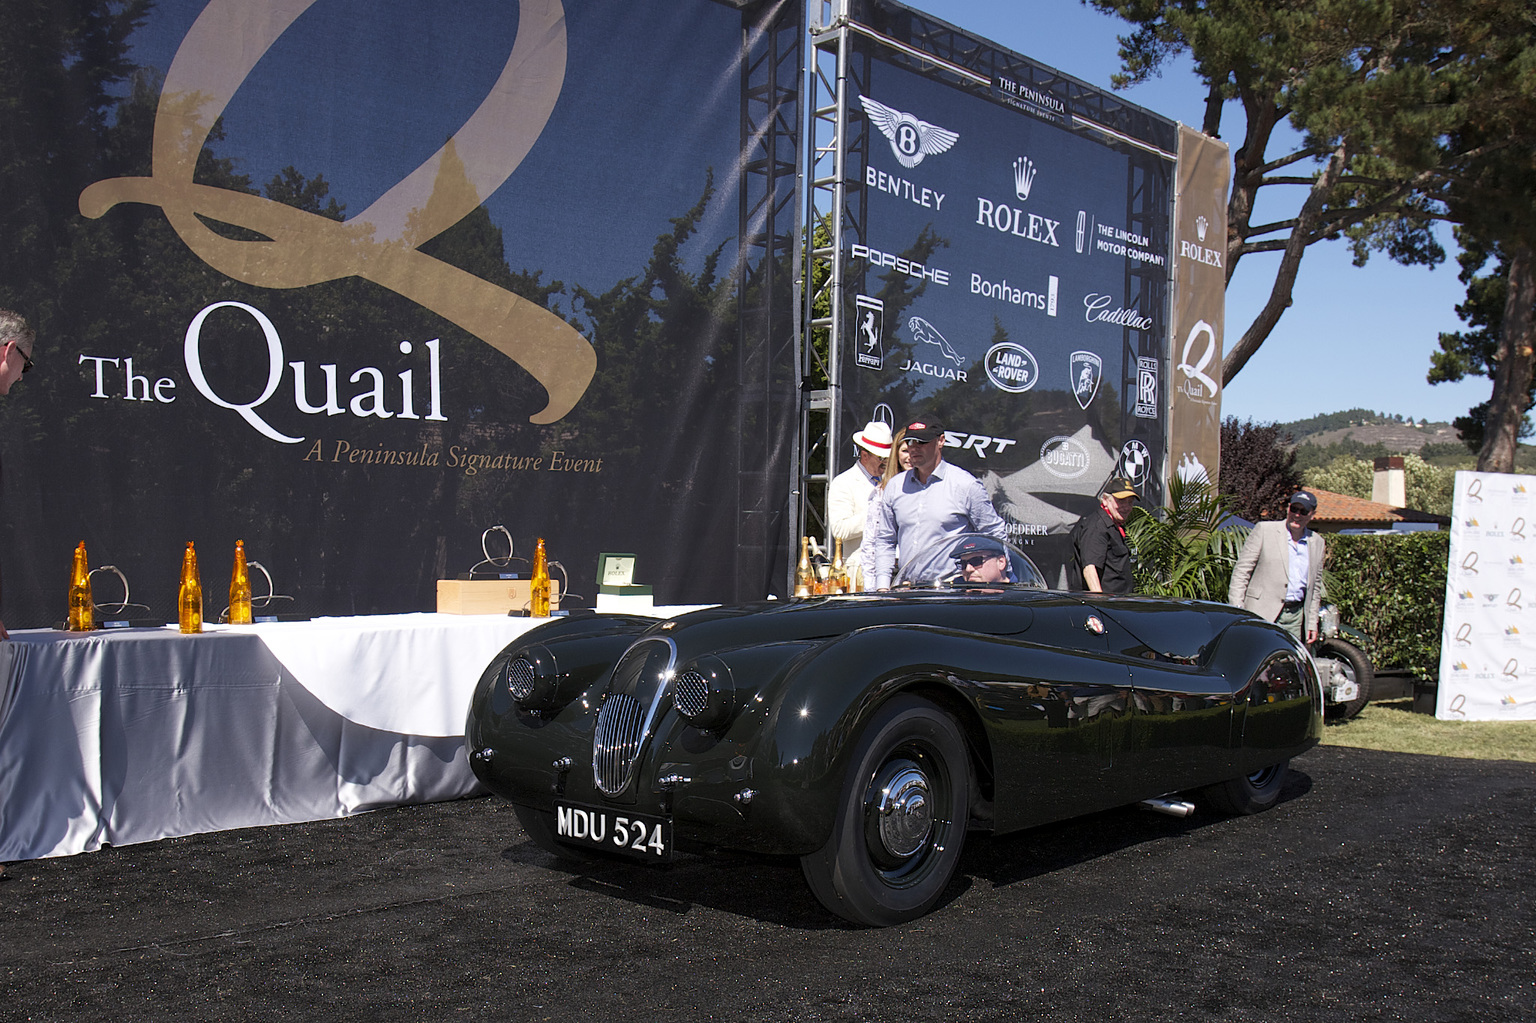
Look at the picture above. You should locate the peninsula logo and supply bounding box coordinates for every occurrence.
[855,295,884,370]
[1083,294,1153,332]
[984,342,1038,393]
[76,0,595,433]
[1013,157,1038,201]
[1070,351,1102,409]
[859,95,959,169]
[1176,320,1220,404]
[1040,435,1091,479]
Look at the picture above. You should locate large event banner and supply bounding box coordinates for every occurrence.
[1169,125,1229,488]
[1439,471,1536,721]
[0,0,800,626]
[837,0,1176,586]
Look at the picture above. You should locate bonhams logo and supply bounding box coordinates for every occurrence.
[860,96,959,169]
[77,0,595,432]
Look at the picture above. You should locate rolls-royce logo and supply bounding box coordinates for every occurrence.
[1013,156,1038,201]
[984,342,1038,393]
[859,95,959,169]
[1070,351,1102,409]
[76,0,595,427]
[1040,435,1090,479]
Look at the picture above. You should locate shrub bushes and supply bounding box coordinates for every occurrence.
[1325,532,1448,680]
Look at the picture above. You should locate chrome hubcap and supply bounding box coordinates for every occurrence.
[873,762,932,859]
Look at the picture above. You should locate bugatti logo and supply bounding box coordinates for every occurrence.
[1070,351,1102,409]
[859,95,959,169]
[1119,440,1150,486]
[1040,435,1091,479]
[984,342,1038,393]
[1013,156,1038,201]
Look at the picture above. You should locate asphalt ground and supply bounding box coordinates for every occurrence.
[2,744,1533,1022]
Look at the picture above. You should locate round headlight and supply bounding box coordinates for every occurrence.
[502,645,561,710]
[672,656,735,730]
[506,657,538,701]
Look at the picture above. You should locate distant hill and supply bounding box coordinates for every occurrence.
[1268,410,1536,471]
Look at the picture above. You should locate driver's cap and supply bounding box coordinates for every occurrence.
[952,535,1006,562]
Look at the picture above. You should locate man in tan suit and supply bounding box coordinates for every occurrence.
[1228,490,1325,643]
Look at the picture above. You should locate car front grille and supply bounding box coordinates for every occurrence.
[590,637,677,796]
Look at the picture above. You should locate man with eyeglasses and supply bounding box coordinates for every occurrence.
[1,308,36,642]
[864,419,1007,590]
[1229,490,1326,644]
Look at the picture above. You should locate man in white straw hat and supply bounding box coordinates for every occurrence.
[828,419,893,588]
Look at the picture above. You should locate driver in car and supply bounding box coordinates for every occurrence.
[952,535,1013,587]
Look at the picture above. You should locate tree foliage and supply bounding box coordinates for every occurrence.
[1302,453,1454,514]
[1088,0,1536,394]
[1218,417,1303,521]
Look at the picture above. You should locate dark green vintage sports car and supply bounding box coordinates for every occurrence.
[466,533,1321,926]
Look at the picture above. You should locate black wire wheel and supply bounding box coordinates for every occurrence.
[1203,759,1290,815]
[800,694,972,926]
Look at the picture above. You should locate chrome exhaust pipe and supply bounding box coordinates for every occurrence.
[1139,797,1196,818]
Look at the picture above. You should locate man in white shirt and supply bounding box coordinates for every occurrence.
[1229,490,1326,643]
[827,420,892,587]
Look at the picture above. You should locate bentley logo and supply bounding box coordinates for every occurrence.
[76,0,595,425]
[1069,350,1102,409]
[908,316,962,365]
[1012,156,1038,201]
[860,95,959,169]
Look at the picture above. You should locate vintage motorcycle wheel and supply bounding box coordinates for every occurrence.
[1317,639,1375,720]
[800,694,971,927]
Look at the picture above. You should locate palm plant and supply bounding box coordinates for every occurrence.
[1127,475,1248,600]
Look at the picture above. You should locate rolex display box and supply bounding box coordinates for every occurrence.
[436,578,561,616]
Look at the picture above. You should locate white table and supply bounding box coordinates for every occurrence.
[0,613,544,862]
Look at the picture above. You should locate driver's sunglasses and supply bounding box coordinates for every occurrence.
[960,555,992,568]
[8,341,31,374]
[1288,504,1312,515]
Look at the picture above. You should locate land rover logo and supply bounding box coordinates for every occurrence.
[984,342,1038,393]
[1040,435,1090,479]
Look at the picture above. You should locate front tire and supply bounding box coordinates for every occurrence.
[800,695,971,926]
[1317,639,1374,720]
[1203,760,1289,815]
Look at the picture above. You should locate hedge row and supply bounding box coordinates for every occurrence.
[1324,532,1449,681]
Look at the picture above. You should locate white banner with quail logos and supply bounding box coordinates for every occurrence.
[1439,470,1536,720]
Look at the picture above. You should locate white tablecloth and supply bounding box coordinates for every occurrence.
[0,613,543,862]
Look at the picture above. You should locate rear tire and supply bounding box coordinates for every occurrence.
[1203,760,1288,815]
[800,695,971,927]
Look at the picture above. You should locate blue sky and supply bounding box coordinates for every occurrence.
[905,0,1494,429]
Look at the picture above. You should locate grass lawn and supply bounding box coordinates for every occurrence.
[1322,699,1536,762]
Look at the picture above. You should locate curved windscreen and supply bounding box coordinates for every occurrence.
[889,533,1047,591]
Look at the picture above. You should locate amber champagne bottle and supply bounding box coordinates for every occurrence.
[67,541,94,631]
[795,536,813,597]
[178,541,203,634]
[228,540,253,624]
[530,538,551,617]
[830,538,846,595]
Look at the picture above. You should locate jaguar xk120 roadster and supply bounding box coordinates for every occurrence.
[465,533,1321,925]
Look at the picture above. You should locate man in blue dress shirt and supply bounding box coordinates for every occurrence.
[863,419,1007,590]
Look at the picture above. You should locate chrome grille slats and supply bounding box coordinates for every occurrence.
[591,637,677,796]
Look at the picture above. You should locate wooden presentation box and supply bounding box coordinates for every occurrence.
[436,578,562,615]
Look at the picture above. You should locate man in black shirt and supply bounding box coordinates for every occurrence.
[1073,477,1138,594]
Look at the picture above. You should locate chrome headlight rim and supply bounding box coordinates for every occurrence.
[671,654,736,730]
[502,644,561,710]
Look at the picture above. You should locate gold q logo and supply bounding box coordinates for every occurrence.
[78,0,594,424]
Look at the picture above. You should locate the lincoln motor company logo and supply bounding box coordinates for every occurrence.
[77,0,596,437]
[860,95,959,169]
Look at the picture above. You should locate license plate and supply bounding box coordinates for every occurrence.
[554,802,672,860]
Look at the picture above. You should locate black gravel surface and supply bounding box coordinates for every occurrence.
[2,745,1532,1022]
